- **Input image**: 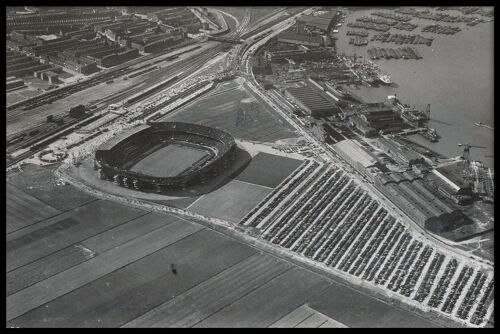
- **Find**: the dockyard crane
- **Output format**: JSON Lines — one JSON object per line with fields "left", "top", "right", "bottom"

{"left": 425, "top": 104, "right": 431, "bottom": 119}
{"left": 458, "top": 143, "right": 486, "bottom": 177}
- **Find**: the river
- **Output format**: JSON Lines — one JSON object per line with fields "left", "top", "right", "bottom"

{"left": 334, "top": 7, "right": 494, "bottom": 168}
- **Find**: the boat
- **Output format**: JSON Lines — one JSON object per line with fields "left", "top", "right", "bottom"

{"left": 378, "top": 74, "right": 393, "bottom": 85}
{"left": 419, "top": 128, "right": 439, "bottom": 142}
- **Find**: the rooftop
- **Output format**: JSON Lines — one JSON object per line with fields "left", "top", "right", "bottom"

{"left": 333, "top": 139, "right": 378, "bottom": 168}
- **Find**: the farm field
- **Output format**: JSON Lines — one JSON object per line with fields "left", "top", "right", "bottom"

{"left": 6, "top": 199, "right": 147, "bottom": 272}
{"left": 129, "top": 143, "right": 210, "bottom": 177}
{"left": 6, "top": 183, "right": 61, "bottom": 234}
{"left": 270, "top": 304, "right": 347, "bottom": 328}
{"left": 187, "top": 179, "right": 272, "bottom": 223}
{"left": 165, "top": 81, "right": 298, "bottom": 143}
{"left": 7, "top": 164, "right": 96, "bottom": 211}
{"left": 308, "top": 282, "right": 440, "bottom": 328}
{"left": 7, "top": 164, "right": 445, "bottom": 328}
{"left": 235, "top": 152, "right": 302, "bottom": 188}
{"left": 123, "top": 253, "right": 291, "bottom": 327}
{"left": 193, "top": 267, "right": 331, "bottom": 328}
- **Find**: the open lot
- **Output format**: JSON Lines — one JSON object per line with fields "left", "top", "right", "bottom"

{"left": 7, "top": 183, "right": 61, "bottom": 234}
{"left": 129, "top": 143, "right": 210, "bottom": 177}
{"left": 235, "top": 152, "right": 302, "bottom": 188}
{"left": 165, "top": 81, "right": 298, "bottom": 143}
{"left": 187, "top": 179, "right": 272, "bottom": 223}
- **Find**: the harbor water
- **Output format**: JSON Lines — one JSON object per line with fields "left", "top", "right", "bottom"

{"left": 335, "top": 7, "right": 494, "bottom": 168}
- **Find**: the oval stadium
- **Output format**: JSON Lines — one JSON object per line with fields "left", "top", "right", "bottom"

{"left": 94, "top": 122, "right": 237, "bottom": 192}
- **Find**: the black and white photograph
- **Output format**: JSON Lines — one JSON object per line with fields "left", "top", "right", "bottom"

{"left": 6, "top": 5, "right": 494, "bottom": 328}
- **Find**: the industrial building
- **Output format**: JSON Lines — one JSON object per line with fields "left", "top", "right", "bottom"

{"left": 353, "top": 102, "right": 404, "bottom": 135}
{"left": 373, "top": 171, "right": 465, "bottom": 232}
{"left": 428, "top": 161, "right": 473, "bottom": 204}
{"left": 6, "top": 77, "right": 25, "bottom": 90}
{"left": 297, "top": 11, "right": 337, "bottom": 32}
{"left": 349, "top": 115, "right": 378, "bottom": 137}
{"left": 277, "top": 31, "right": 323, "bottom": 47}
{"left": 285, "top": 85, "right": 339, "bottom": 117}
{"left": 374, "top": 137, "right": 425, "bottom": 167}
{"left": 264, "top": 47, "right": 333, "bottom": 63}
{"left": 332, "top": 139, "right": 378, "bottom": 177}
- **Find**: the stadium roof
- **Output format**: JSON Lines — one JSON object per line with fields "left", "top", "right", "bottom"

{"left": 333, "top": 139, "right": 378, "bottom": 168}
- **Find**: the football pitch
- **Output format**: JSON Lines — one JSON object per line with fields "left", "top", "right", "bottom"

{"left": 129, "top": 143, "right": 210, "bottom": 177}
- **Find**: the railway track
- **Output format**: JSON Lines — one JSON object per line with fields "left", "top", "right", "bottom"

{"left": 6, "top": 44, "right": 223, "bottom": 166}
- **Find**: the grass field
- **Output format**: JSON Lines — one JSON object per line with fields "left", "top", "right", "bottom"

{"left": 124, "top": 253, "right": 291, "bottom": 327}
{"left": 165, "top": 81, "right": 297, "bottom": 143}
{"left": 6, "top": 199, "right": 146, "bottom": 272}
{"left": 307, "top": 282, "right": 439, "bottom": 328}
{"left": 7, "top": 164, "right": 443, "bottom": 328}
{"left": 235, "top": 152, "right": 303, "bottom": 188}
{"left": 187, "top": 180, "right": 272, "bottom": 223}
{"left": 270, "top": 305, "right": 347, "bottom": 328}
{"left": 7, "top": 228, "right": 255, "bottom": 327}
{"left": 7, "top": 164, "right": 96, "bottom": 211}
{"left": 129, "top": 144, "right": 210, "bottom": 177}
{"left": 7, "top": 183, "right": 61, "bottom": 234}
{"left": 194, "top": 267, "right": 331, "bottom": 328}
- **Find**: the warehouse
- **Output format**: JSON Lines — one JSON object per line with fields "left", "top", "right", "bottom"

{"left": 285, "top": 85, "right": 338, "bottom": 117}
{"left": 297, "top": 12, "right": 335, "bottom": 32}
{"left": 373, "top": 172, "right": 460, "bottom": 230}
{"left": 277, "top": 31, "right": 323, "bottom": 47}
{"left": 375, "top": 137, "right": 425, "bottom": 167}
{"left": 332, "top": 139, "right": 378, "bottom": 177}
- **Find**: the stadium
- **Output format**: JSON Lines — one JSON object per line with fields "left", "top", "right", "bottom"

{"left": 94, "top": 122, "right": 237, "bottom": 192}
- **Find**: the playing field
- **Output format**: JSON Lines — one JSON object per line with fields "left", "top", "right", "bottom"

{"left": 164, "top": 82, "right": 298, "bottom": 143}
{"left": 129, "top": 143, "right": 211, "bottom": 177}
{"left": 235, "top": 152, "right": 303, "bottom": 188}
{"left": 187, "top": 180, "right": 272, "bottom": 223}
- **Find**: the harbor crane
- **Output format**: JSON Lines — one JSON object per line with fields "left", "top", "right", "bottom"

{"left": 457, "top": 143, "right": 486, "bottom": 178}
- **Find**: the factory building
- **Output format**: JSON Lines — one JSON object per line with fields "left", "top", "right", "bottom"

{"left": 373, "top": 171, "right": 465, "bottom": 231}
{"left": 430, "top": 161, "right": 473, "bottom": 204}
{"left": 349, "top": 115, "right": 378, "bottom": 137}
{"left": 355, "top": 102, "right": 404, "bottom": 134}
{"left": 6, "top": 77, "right": 25, "bottom": 90}
{"left": 277, "top": 31, "right": 323, "bottom": 47}
{"left": 332, "top": 139, "right": 378, "bottom": 177}
{"left": 297, "top": 11, "right": 336, "bottom": 33}
{"left": 264, "top": 47, "right": 333, "bottom": 63}
{"left": 285, "top": 85, "right": 339, "bottom": 117}
{"left": 374, "top": 137, "right": 425, "bottom": 167}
